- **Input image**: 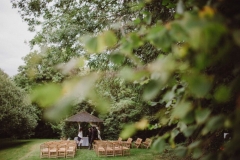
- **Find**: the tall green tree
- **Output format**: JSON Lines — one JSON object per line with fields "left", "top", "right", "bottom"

{"left": 0, "top": 69, "right": 38, "bottom": 138}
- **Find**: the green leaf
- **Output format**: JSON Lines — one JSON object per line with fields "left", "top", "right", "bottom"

{"left": 182, "top": 125, "right": 197, "bottom": 137}
{"left": 95, "top": 97, "right": 111, "bottom": 114}
{"left": 169, "top": 22, "right": 188, "bottom": 41}
{"left": 119, "top": 67, "right": 149, "bottom": 82}
{"left": 119, "top": 67, "right": 134, "bottom": 80}
{"left": 192, "top": 148, "right": 202, "bottom": 159}
{"left": 214, "top": 85, "right": 231, "bottom": 102}
{"left": 120, "top": 38, "right": 133, "bottom": 55}
{"left": 195, "top": 53, "right": 211, "bottom": 70}
{"left": 83, "top": 35, "right": 101, "bottom": 53}
{"left": 147, "top": 55, "right": 176, "bottom": 83}
{"left": 172, "top": 101, "right": 192, "bottom": 119}
{"left": 167, "top": 3, "right": 176, "bottom": 9}
{"left": 195, "top": 108, "right": 211, "bottom": 124}
{"left": 185, "top": 74, "right": 212, "bottom": 98}
{"left": 152, "top": 137, "right": 167, "bottom": 153}
{"left": 188, "top": 27, "right": 202, "bottom": 50}
{"left": 44, "top": 74, "right": 101, "bottom": 121}
{"left": 100, "top": 30, "right": 117, "bottom": 48}
{"left": 88, "top": 91, "right": 111, "bottom": 114}
{"left": 201, "top": 22, "right": 226, "bottom": 50}
{"left": 143, "top": 80, "right": 162, "bottom": 101}
{"left": 163, "top": 91, "right": 175, "bottom": 102}
{"left": 31, "top": 83, "right": 62, "bottom": 107}
{"left": 186, "top": 18, "right": 226, "bottom": 51}
{"left": 177, "top": 121, "right": 187, "bottom": 132}
{"left": 162, "top": 0, "right": 170, "bottom": 5}
{"left": 171, "top": 128, "right": 180, "bottom": 139}
{"left": 131, "top": 2, "right": 144, "bottom": 11}
{"left": 201, "top": 115, "right": 225, "bottom": 135}
{"left": 147, "top": 25, "right": 172, "bottom": 51}
{"left": 182, "top": 111, "right": 195, "bottom": 124}
{"left": 172, "top": 44, "right": 189, "bottom": 58}
{"left": 169, "top": 129, "right": 179, "bottom": 148}
{"left": 128, "top": 32, "right": 144, "bottom": 48}
{"left": 110, "top": 53, "right": 125, "bottom": 65}
{"left": 148, "top": 101, "right": 158, "bottom": 106}
{"left": 165, "top": 100, "right": 173, "bottom": 108}
{"left": 188, "top": 140, "right": 201, "bottom": 149}
{"left": 120, "top": 124, "right": 136, "bottom": 139}
{"left": 82, "top": 31, "right": 117, "bottom": 53}
{"left": 133, "top": 18, "right": 141, "bottom": 25}
{"left": 174, "top": 146, "right": 187, "bottom": 157}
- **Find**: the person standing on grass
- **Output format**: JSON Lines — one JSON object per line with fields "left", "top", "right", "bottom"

{"left": 89, "top": 126, "right": 98, "bottom": 149}
{"left": 87, "top": 127, "right": 92, "bottom": 149}
{"left": 77, "top": 123, "right": 83, "bottom": 148}
{"left": 78, "top": 127, "right": 83, "bottom": 142}
{"left": 96, "top": 126, "right": 102, "bottom": 140}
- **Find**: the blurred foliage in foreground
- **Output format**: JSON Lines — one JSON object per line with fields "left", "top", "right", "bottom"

{"left": 11, "top": 0, "right": 240, "bottom": 159}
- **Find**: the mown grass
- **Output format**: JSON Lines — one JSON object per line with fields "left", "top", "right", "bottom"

{"left": 0, "top": 139, "right": 183, "bottom": 160}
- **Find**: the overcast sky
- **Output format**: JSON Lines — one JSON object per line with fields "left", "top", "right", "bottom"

{"left": 0, "top": 1, "right": 34, "bottom": 77}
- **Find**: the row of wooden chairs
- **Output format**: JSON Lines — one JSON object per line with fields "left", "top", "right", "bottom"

{"left": 93, "top": 137, "right": 133, "bottom": 157}
{"left": 40, "top": 140, "right": 77, "bottom": 158}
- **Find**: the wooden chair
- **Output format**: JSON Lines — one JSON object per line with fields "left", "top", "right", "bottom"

{"left": 127, "top": 138, "right": 133, "bottom": 143}
{"left": 113, "top": 142, "right": 123, "bottom": 156}
{"left": 45, "top": 141, "right": 54, "bottom": 145}
{"left": 105, "top": 142, "right": 114, "bottom": 157}
{"left": 122, "top": 140, "right": 131, "bottom": 156}
{"left": 123, "top": 138, "right": 132, "bottom": 148}
{"left": 40, "top": 143, "right": 49, "bottom": 158}
{"left": 66, "top": 143, "right": 76, "bottom": 158}
{"left": 133, "top": 138, "right": 142, "bottom": 148}
{"left": 48, "top": 143, "right": 58, "bottom": 158}
{"left": 117, "top": 137, "right": 122, "bottom": 143}
{"left": 68, "top": 141, "right": 77, "bottom": 152}
{"left": 141, "top": 138, "right": 152, "bottom": 149}
{"left": 93, "top": 140, "right": 106, "bottom": 153}
{"left": 108, "top": 137, "right": 122, "bottom": 145}
{"left": 57, "top": 144, "right": 66, "bottom": 158}
{"left": 96, "top": 141, "right": 107, "bottom": 157}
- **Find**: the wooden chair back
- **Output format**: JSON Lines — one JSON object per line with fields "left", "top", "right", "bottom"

{"left": 134, "top": 138, "right": 142, "bottom": 148}
{"left": 127, "top": 138, "right": 133, "bottom": 143}
{"left": 142, "top": 138, "right": 152, "bottom": 149}
{"left": 40, "top": 143, "right": 49, "bottom": 158}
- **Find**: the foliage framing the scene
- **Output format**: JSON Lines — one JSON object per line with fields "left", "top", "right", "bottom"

{"left": 11, "top": 0, "right": 240, "bottom": 159}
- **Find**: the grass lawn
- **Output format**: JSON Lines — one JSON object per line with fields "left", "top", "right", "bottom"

{"left": 0, "top": 139, "right": 183, "bottom": 160}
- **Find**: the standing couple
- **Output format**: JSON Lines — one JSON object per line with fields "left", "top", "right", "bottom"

{"left": 88, "top": 125, "right": 102, "bottom": 150}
